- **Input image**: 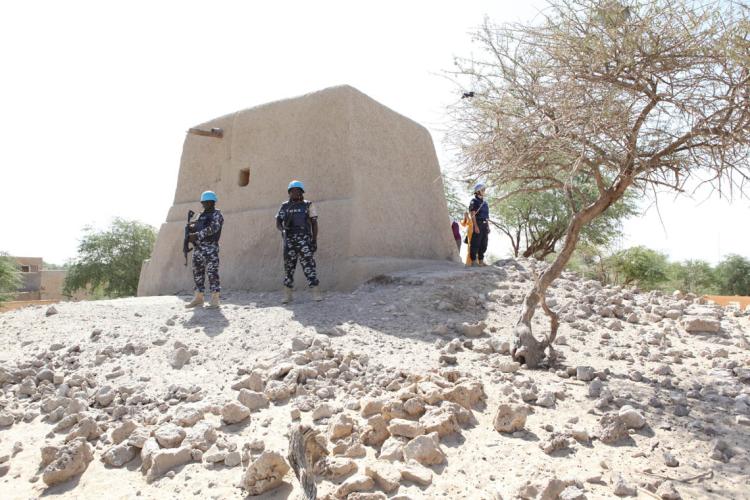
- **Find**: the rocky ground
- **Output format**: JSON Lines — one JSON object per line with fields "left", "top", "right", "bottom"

{"left": 0, "top": 258, "right": 748, "bottom": 499}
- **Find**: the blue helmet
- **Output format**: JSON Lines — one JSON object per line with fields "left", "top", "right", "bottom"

{"left": 200, "top": 191, "right": 218, "bottom": 202}
{"left": 287, "top": 180, "right": 305, "bottom": 192}
{"left": 473, "top": 182, "right": 486, "bottom": 193}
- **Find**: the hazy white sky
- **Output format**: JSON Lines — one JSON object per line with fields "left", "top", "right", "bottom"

{"left": 2, "top": 1, "right": 748, "bottom": 265}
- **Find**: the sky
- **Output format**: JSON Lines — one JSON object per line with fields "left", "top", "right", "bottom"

{"left": 2, "top": 0, "right": 748, "bottom": 266}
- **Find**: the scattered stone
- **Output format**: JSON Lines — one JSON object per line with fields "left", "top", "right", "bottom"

{"left": 65, "top": 417, "right": 103, "bottom": 442}
{"left": 379, "top": 436, "right": 407, "bottom": 461}
{"left": 329, "top": 413, "right": 355, "bottom": 440}
{"left": 221, "top": 401, "right": 251, "bottom": 424}
{"left": 148, "top": 447, "right": 192, "bottom": 478}
{"left": 238, "top": 389, "right": 270, "bottom": 411}
{"left": 682, "top": 317, "right": 720, "bottom": 333}
{"left": 312, "top": 403, "right": 335, "bottom": 420}
{"left": 231, "top": 371, "right": 265, "bottom": 392}
{"left": 102, "top": 443, "right": 137, "bottom": 467}
{"left": 663, "top": 451, "right": 679, "bottom": 467}
{"left": 242, "top": 451, "right": 290, "bottom": 495}
{"left": 224, "top": 451, "right": 241, "bottom": 467}
{"left": 493, "top": 403, "right": 530, "bottom": 433}
{"left": 203, "top": 445, "right": 227, "bottom": 463}
{"left": 317, "top": 456, "right": 357, "bottom": 479}
{"left": 364, "top": 462, "right": 401, "bottom": 493}
{"left": 42, "top": 438, "right": 94, "bottom": 486}
{"left": 618, "top": 406, "right": 646, "bottom": 429}
{"left": 576, "top": 366, "right": 596, "bottom": 382}
{"left": 612, "top": 474, "right": 637, "bottom": 496}
{"left": 442, "top": 380, "right": 485, "bottom": 409}
{"left": 402, "top": 433, "right": 445, "bottom": 465}
{"left": 0, "top": 411, "right": 15, "bottom": 427}
{"left": 127, "top": 427, "right": 151, "bottom": 448}
{"left": 536, "top": 428, "right": 567, "bottom": 451}
{"left": 399, "top": 460, "right": 433, "bottom": 486}
{"left": 41, "top": 445, "right": 60, "bottom": 467}
{"left": 536, "top": 391, "right": 556, "bottom": 408}
{"left": 460, "top": 321, "right": 485, "bottom": 338}
{"left": 497, "top": 360, "right": 521, "bottom": 373}
{"left": 112, "top": 420, "right": 137, "bottom": 445}
{"left": 362, "top": 415, "right": 390, "bottom": 447}
{"left": 559, "top": 485, "right": 587, "bottom": 500}
{"left": 656, "top": 481, "right": 682, "bottom": 500}
{"left": 388, "top": 419, "right": 425, "bottom": 439}
{"left": 570, "top": 426, "right": 590, "bottom": 442}
{"left": 183, "top": 421, "right": 217, "bottom": 451}
{"left": 155, "top": 423, "right": 186, "bottom": 448}
{"left": 598, "top": 414, "right": 629, "bottom": 444}
{"left": 173, "top": 405, "right": 204, "bottom": 427}
{"left": 420, "top": 405, "right": 460, "bottom": 437}
{"left": 335, "top": 474, "right": 375, "bottom": 498}
{"left": 46, "top": 306, "right": 58, "bottom": 316}
{"left": 169, "top": 347, "right": 192, "bottom": 369}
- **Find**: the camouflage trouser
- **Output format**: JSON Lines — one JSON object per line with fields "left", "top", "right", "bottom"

{"left": 192, "top": 243, "right": 220, "bottom": 293}
{"left": 284, "top": 233, "right": 319, "bottom": 288}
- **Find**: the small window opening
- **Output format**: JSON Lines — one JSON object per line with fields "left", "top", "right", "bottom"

{"left": 238, "top": 168, "right": 250, "bottom": 187}
{"left": 20, "top": 265, "right": 30, "bottom": 272}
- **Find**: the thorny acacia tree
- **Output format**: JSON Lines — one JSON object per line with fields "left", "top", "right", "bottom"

{"left": 450, "top": 0, "right": 750, "bottom": 367}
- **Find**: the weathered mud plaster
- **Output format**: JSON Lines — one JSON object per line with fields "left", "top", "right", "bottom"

{"left": 138, "top": 85, "right": 458, "bottom": 295}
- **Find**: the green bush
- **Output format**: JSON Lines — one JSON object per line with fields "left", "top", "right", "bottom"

{"left": 609, "top": 246, "right": 670, "bottom": 289}
{"left": 715, "top": 254, "right": 750, "bottom": 296}
{"left": 0, "top": 252, "right": 21, "bottom": 303}
{"left": 64, "top": 218, "right": 156, "bottom": 298}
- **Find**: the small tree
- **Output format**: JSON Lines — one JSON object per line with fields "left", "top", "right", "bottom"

{"left": 715, "top": 254, "right": 750, "bottom": 296}
{"left": 64, "top": 218, "right": 156, "bottom": 298}
{"left": 610, "top": 246, "right": 669, "bottom": 288}
{"left": 668, "top": 259, "right": 719, "bottom": 294}
{"left": 0, "top": 253, "right": 21, "bottom": 303}
{"left": 450, "top": 0, "right": 750, "bottom": 367}
{"left": 493, "top": 180, "right": 637, "bottom": 259}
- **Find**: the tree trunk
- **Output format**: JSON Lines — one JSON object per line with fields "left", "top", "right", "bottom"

{"left": 512, "top": 186, "right": 627, "bottom": 368}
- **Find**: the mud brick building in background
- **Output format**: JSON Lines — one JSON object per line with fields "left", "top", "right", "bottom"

{"left": 11, "top": 257, "right": 69, "bottom": 301}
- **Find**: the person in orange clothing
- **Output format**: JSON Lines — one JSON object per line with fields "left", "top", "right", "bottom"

{"left": 460, "top": 211, "right": 473, "bottom": 266}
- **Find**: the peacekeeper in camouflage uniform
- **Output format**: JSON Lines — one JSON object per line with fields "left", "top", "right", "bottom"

{"left": 185, "top": 190, "right": 224, "bottom": 309}
{"left": 276, "top": 180, "right": 322, "bottom": 304}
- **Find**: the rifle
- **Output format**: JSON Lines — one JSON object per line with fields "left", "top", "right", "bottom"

{"left": 183, "top": 210, "right": 195, "bottom": 266}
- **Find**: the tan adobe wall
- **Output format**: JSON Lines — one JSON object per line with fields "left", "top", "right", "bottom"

{"left": 40, "top": 270, "right": 67, "bottom": 301}
{"left": 138, "top": 85, "right": 458, "bottom": 295}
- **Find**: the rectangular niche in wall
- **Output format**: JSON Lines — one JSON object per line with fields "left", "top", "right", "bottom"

{"left": 238, "top": 168, "right": 250, "bottom": 186}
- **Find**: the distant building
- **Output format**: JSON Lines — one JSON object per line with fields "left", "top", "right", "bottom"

{"left": 11, "top": 257, "right": 76, "bottom": 301}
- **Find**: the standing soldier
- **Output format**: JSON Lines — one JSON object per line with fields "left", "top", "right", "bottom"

{"left": 185, "top": 191, "right": 224, "bottom": 308}
{"left": 468, "top": 182, "right": 490, "bottom": 267}
{"left": 276, "top": 180, "right": 322, "bottom": 304}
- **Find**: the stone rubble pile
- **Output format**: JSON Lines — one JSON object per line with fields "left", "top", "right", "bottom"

{"left": 0, "top": 257, "right": 748, "bottom": 499}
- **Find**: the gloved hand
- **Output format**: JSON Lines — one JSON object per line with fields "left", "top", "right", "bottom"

{"left": 310, "top": 240, "right": 317, "bottom": 253}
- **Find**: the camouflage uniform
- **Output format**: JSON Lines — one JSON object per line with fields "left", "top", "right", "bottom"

{"left": 192, "top": 209, "right": 224, "bottom": 293}
{"left": 277, "top": 201, "right": 319, "bottom": 288}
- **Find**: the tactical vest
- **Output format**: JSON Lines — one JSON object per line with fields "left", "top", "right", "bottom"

{"left": 196, "top": 210, "right": 222, "bottom": 243}
{"left": 281, "top": 201, "right": 312, "bottom": 235}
